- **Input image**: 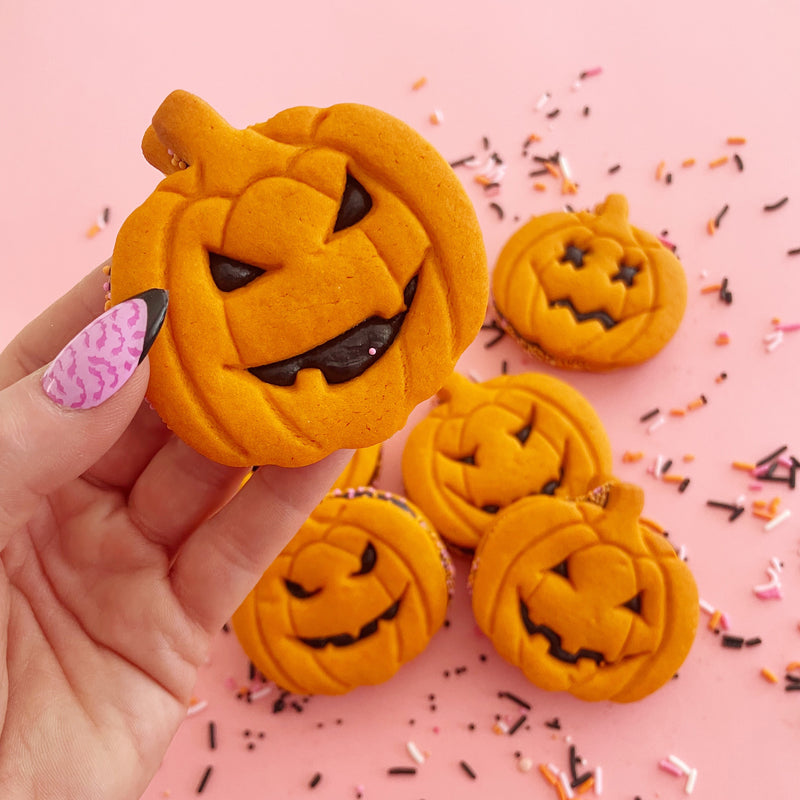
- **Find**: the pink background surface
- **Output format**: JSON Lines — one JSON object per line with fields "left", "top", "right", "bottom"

{"left": 3, "top": 0, "right": 799, "bottom": 797}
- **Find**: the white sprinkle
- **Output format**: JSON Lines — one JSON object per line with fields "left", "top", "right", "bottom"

{"left": 685, "top": 767, "right": 698, "bottom": 794}
{"left": 594, "top": 766, "right": 603, "bottom": 795}
{"left": 765, "top": 331, "right": 785, "bottom": 351}
{"left": 187, "top": 700, "right": 208, "bottom": 716}
{"left": 249, "top": 686, "right": 273, "bottom": 702}
{"left": 558, "top": 770, "right": 575, "bottom": 799}
{"left": 667, "top": 754, "right": 692, "bottom": 775}
{"left": 406, "top": 741, "right": 425, "bottom": 764}
{"left": 571, "top": 79, "right": 582, "bottom": 91}
{"left": 765, "top": 509, "right": 791, "bottom": 531}
{"left": 558, "top": 154, "right": 573, "bottom": 181}
{"left": 647, "top": 415, "right": 666, "bottom": 434}
{"left": 517, "top": 756, "right": 533, "bottom": 773}
{"left": 535, "top": 92, "right": 551, "bottom": 110}
{"left": 699, "top": 598, "right": 716, "bottom": 614}
{"left": 678, "top": 544, "right": 687, "bottom": 561}
{"left": 770, "top": 556, "right": 783, "bottom": 572}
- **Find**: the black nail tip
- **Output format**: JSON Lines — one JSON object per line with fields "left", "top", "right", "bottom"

{"left": 127, "top": 288, "right": 169, "bottom": 364}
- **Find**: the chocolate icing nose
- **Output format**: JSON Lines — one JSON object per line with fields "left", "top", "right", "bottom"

{"left": 248, "top": 275, "right": 418, "bottom": 386}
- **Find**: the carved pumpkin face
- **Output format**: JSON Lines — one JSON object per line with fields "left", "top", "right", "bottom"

{"left": 470, "top": 483, "right": 699, "bottom": 702}
{"left": 232, "top": 488, "right": 453, "bottom": 695}
{"left": 402, "top": 372, "right": 614, "bottom": 551}
{"left": 492, "top": 194, "right": 687, "bottom": 371}
{"left": 110, "top": 90, "right": 488, "bottom": 467}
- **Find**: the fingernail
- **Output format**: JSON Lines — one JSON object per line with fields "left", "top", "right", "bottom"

{"left": 42, "top": 289, "right": 168, "bottom": 410}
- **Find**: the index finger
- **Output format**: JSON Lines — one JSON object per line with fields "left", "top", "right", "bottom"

{"left": 0, "top": 261, "right": 109, "bottom": 390}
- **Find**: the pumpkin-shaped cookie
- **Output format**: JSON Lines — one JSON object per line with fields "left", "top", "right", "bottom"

{"left": 402, "top": 372, "right": 614, "bottom": 551}
{"left": 470, "top": 483, "right": 699, "bottom": 702}
{"left": 492, "top": 194, "right": 687, "bottom": 371}
{"left": 232, "top": 487, "right": 453, "bottom": 695}
{"left": 332, "top": 444, "right": 381, "bottom": 490}
{"left": 110, "top": 90, "right": 488, "bottom": 466}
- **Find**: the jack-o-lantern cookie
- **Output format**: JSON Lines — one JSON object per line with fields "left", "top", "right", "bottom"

{"left": 470, "top": 483, "right": 699, "bottom": 702}
{"left": 332, "top": 444, "right": 381, "bottom": 491}
{"left": 492, "top": 194, "right": 687, "bottom": 371}
{"left": 232, "top": 487, "right": 453, "bottom": 695}
{"left": 401, "top": 372, "right": 614, "bottom": 551}
{"left": 110, "top": 90, "right": 488, "bottom": 467}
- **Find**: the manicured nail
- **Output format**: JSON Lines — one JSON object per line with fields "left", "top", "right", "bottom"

{"left": 42, "top": 289, "right": 168, "bottom": 409}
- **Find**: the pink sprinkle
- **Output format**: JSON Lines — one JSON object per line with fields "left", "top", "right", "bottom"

{"left": 774, "top": 322, "right": 800, "bottom": 332}
{"left": 368, "top": 347, "right": 377, "bottom": 356}
{"left": 658, "top": 236, "right": 676, "bottom": 250}
{"left": 754, "top": 585, "right": 783, "bottom": 600}
{"left": 778, "top": 455, "right": 794, "bottom": 468}
{"left": 582, "top": 66, "right": 603, "bottom": 78}
{"left": 748, "top": 483, "right": 764, "bottom": 491}
{"left": 432, "top": 726, "right": 440, "bottom": 734}
{"left": 719, "top": 612, "right": 732, "bottom": 631}
{"left": 659, "top": 758, "right": 684, "bottom": 777}
{"left": 751, "top": 463, "right": 773, "bottom": 477}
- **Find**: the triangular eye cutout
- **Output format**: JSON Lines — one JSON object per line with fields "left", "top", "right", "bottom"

{"left": 514, "top": 424, "right": 532, "bottom": 444}
{"left": 333, "top": 173, "right": 373, "bottom": 232}
{"left": 550, "top": 559, "right": 569, "bottom": 579}
{"left": 209, "top": 252, "right": 266, "bottom": 292}
{"left": 622, "top": 592, "right": 643, "bottom": 615}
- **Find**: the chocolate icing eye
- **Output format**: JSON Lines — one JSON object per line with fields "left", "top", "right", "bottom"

{"left": 514, "top": 424, "right": 532, "bottom": 444}
{"left": 351, "top": 542, "right": 377, "bottom": 576}
{"left": 622, "top": 592, "right": 643, "bottom": 615}
{"left": 612, "top": 263, "right": 640, "bottom": 288}
{"left": 333, "top": 173, "right": 373, "bottom": 232}
{"left": 284, "top": 579, "right": 321, "bottom": 599}
{"left": 550, "top": 558, "right": 570, "bottom": 579}
{"left": 561, "top": 244, "right": 588, "bottom": 268}
{"left": 209, "top": 252, "right": 266, "bottom": 292}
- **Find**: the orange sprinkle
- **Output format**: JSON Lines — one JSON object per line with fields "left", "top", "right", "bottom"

{"left": 412, "top": 76, "right": 428, "bottom": 90}
{"left": 538, "top": 763, "right": 559, "bottom": 786}
{"left": 687, "top": 397, "right": 707, "bottom": 411}
{"left": 533, "top": 182, "right": 548, "bottom": 192}
{"left": 104, "top": 299, "right": 112, "bottom": 311}
{"left": 577, "top": 776, "right": 595, "bottom": 794}
{"left": 561, "top": 178, "right": 578, "bottom": 195}
{"left": 732, "top": 461, "right": 756, "bottom": 471}
{"left": 726, "top": 136, "right": 747, "bottom": 145}
{"left": 662, "top": 473, "right": 686, "bottom": 484}
{"left": 752, "top": 509, "right": 775, "bottom": 521}
{"left": 622, "top": 451, "right": 644, "bottom": 463}
{"left": 526, "top": 133, "right": 542, "bottom": 143}
{"left": 681, "top": 157, "right": 696, "bottom": 167}
{"left": 545, "top": 162, "right": 561, "bottom": 179}
{"left": 708, "top": 609, "right": 722, "bottom": 631}
{"left": 655, "top": 160, "right": 666, "bottom": 180}
{"left": 86, "top": 222, "right": 102, "bottom": 238}
{"left": 786, "top": 661, "right": 800, "bottom": 673}
{"left": 706, "top": 218, "right": 716, "bottom": 235}
{"left": 752, "top": 499, "right": 768, "bottom": 509}
{"left": 683, "top": 454, "right": 695, "bottom": 462}
{"left": 709, "top": 155, "right": 730, "bottom": 168}
{"left": 102, "top": 263, "right": 112, "bottom": 275}
{"left": 761, "top": 667, "right": 779, "bottom": 684}
{"left": 715, "top": 373, "right": 727, "bottom": 384}
{"left": 701, "top": 283, "right": 723, "bottom": 294}
{"left": 670, "top": 408, "right": 686, "bottom": 417}
{"left": 715, "top": 332, "right": 730, "bottom": 346}
{"left": 474, "top": 175, "right": 493, "bottom": 186}
{"left": 769, "top": 496, "right": 781, "bottom": 514}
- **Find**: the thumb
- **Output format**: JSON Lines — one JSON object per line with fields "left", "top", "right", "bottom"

{"left": 0, "top": 289, "right": 168, "bottom": 531}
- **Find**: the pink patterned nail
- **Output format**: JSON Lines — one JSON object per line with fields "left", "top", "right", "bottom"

{"left": 42, "top": 289, "right": 168, "bottom": 410}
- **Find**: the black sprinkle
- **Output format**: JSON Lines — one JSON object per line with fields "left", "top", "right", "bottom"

{"left": 788, "top": 247, "right": 800, "bottom": 256}
{"left": 785, "top": 684, "right": 800, "bottom": 692}
{"left": 309, "top": 772, "right": 322, "bottom": 788}
{"left": 545, "top": 717, "right": 561, "bottom": 730}
{"left": 481, "top": 320, "right": 507, "bottom": 348}
{"left": 482, "top": 136, "right": 490, "bottom": 150}
{"left": 756, "top": 445, "right": 788, "bottom": 466}
{"left": 388, "top": 767, "right": 417, "bottom": 775}
{"left": 745, "top": 637, "right": 762, "bottom": 647}
{"left": 608, "top": 164, "right": 621, "bottom": 174}
{"left": 715, "top": 204, "right": 729, "bottom": 228}
{"left": 529, "top": 167, "right": 551, "bottom": 177}
{"left": 102, "top": 206, "right": 111, "bottom": 223}
{"left": 249, "top": 661, "right": 256, "bottom": 681}
{"left": 734, "top": 153, "right": 744, "bottom": 171}
{"left": 498, "top": 690, "right": 532, "bottom": 710}
{"left": 222, "top": 622, "right": 230, "bottom": 633}
{"left": 508, "top": 715, "right": 527, "bottom": 735}
{"left": 208, "top": 721, "right": 217, "bottom": 750}
{"left": 764, "top": 196, "right": 789, "bottom": 212}
{"left": 639, "top": 407, "right": 660, "bottom": 422}
{"left": 678, "top": 478, "right": 691, "bottom": 493}
{"left": 247, "top": 742, "right": 255, "bottom": 750}
{"left": 546, "top": 108, "right": 560, "bottom": 119}
{"left": 729, "top": 506, "right": 745, "bottom": 521}
{"left": 449, "top": 156, "right": 475, "bottom": 168}
{"left": 501, "top": 360, "right": 508, "bottom": 375}
{"left": 786, "top": 673, "right": 800, "bottom": 683}
{"left": 489, "top": 202, "right": 504, "bottom": 220}
{"left": 666, "top": 172, "right": 673, "bottom": 184}
{"left": 661, "top": 459, "right": 673, "bottom": 475}
{"left": 719, "top": 277, "right": 733, "bottom": 304}
{"left": 196, "top": 765, "right": 213, "bottom": 794}
{"left": 583, "top": 106, "right": 590, "bottom": 116}
{"left": 460, "top": 760, "right": 478, "bottom": 779}
{"left": 722, "top": 635, "right": 745, "bottom": 649}
{"left": 571, "top": 772, "right": 594, "bottom": 789}
{"left": 568, "top": 744, "right": 579, "bottom": 781}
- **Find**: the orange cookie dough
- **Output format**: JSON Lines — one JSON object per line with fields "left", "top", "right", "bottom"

{"left": 401, "top": 371, "right": 614, "bottom": 551}
{"left": 232, "top": 487, "right": 453, "bottom": 695}
{"left": 332, "top": 443, "right": 381, "bottom": 490}
{"left": 470, "top": 483, "right": 699, "bottom": 702}
{"left": 492, "top": 194, "right": 687, "bottom": 371}
{"left": 110, "top": 90, "right": 488, "bottom": 466}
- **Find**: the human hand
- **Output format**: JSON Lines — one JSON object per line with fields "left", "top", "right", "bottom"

{"left": 0, "top": 265, "right": 350, "bottom": 799}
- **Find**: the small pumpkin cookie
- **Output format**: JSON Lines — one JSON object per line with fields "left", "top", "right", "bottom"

{"left": 470, "top": 483, "right": 699, "bottom": 702}
{"left": 492, "top": 194, "right": 687, "bottom": 371}
{"left": 232, "top": 487, "right": 453, "bottom": 695}
{"left": 401, "top": 371, "right": 614, "bottom": 551}
{"left": 110, "top": 90, "right": 488, "bottom": 467}
{"left": 332, "top": 443, "right": 382, "bottom": 491}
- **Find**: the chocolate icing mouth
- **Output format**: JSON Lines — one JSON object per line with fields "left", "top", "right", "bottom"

{"left": 248, "top": 275, "right": 418, "bottom": 386}
{"left": 519, "top": 597, "right": 605, "bottom": 665}
{"left": 297, "top": 595, "right": 403, "bottom": 649}
{"left": 550, "top": 298, "right": 617, "bottom": 330}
